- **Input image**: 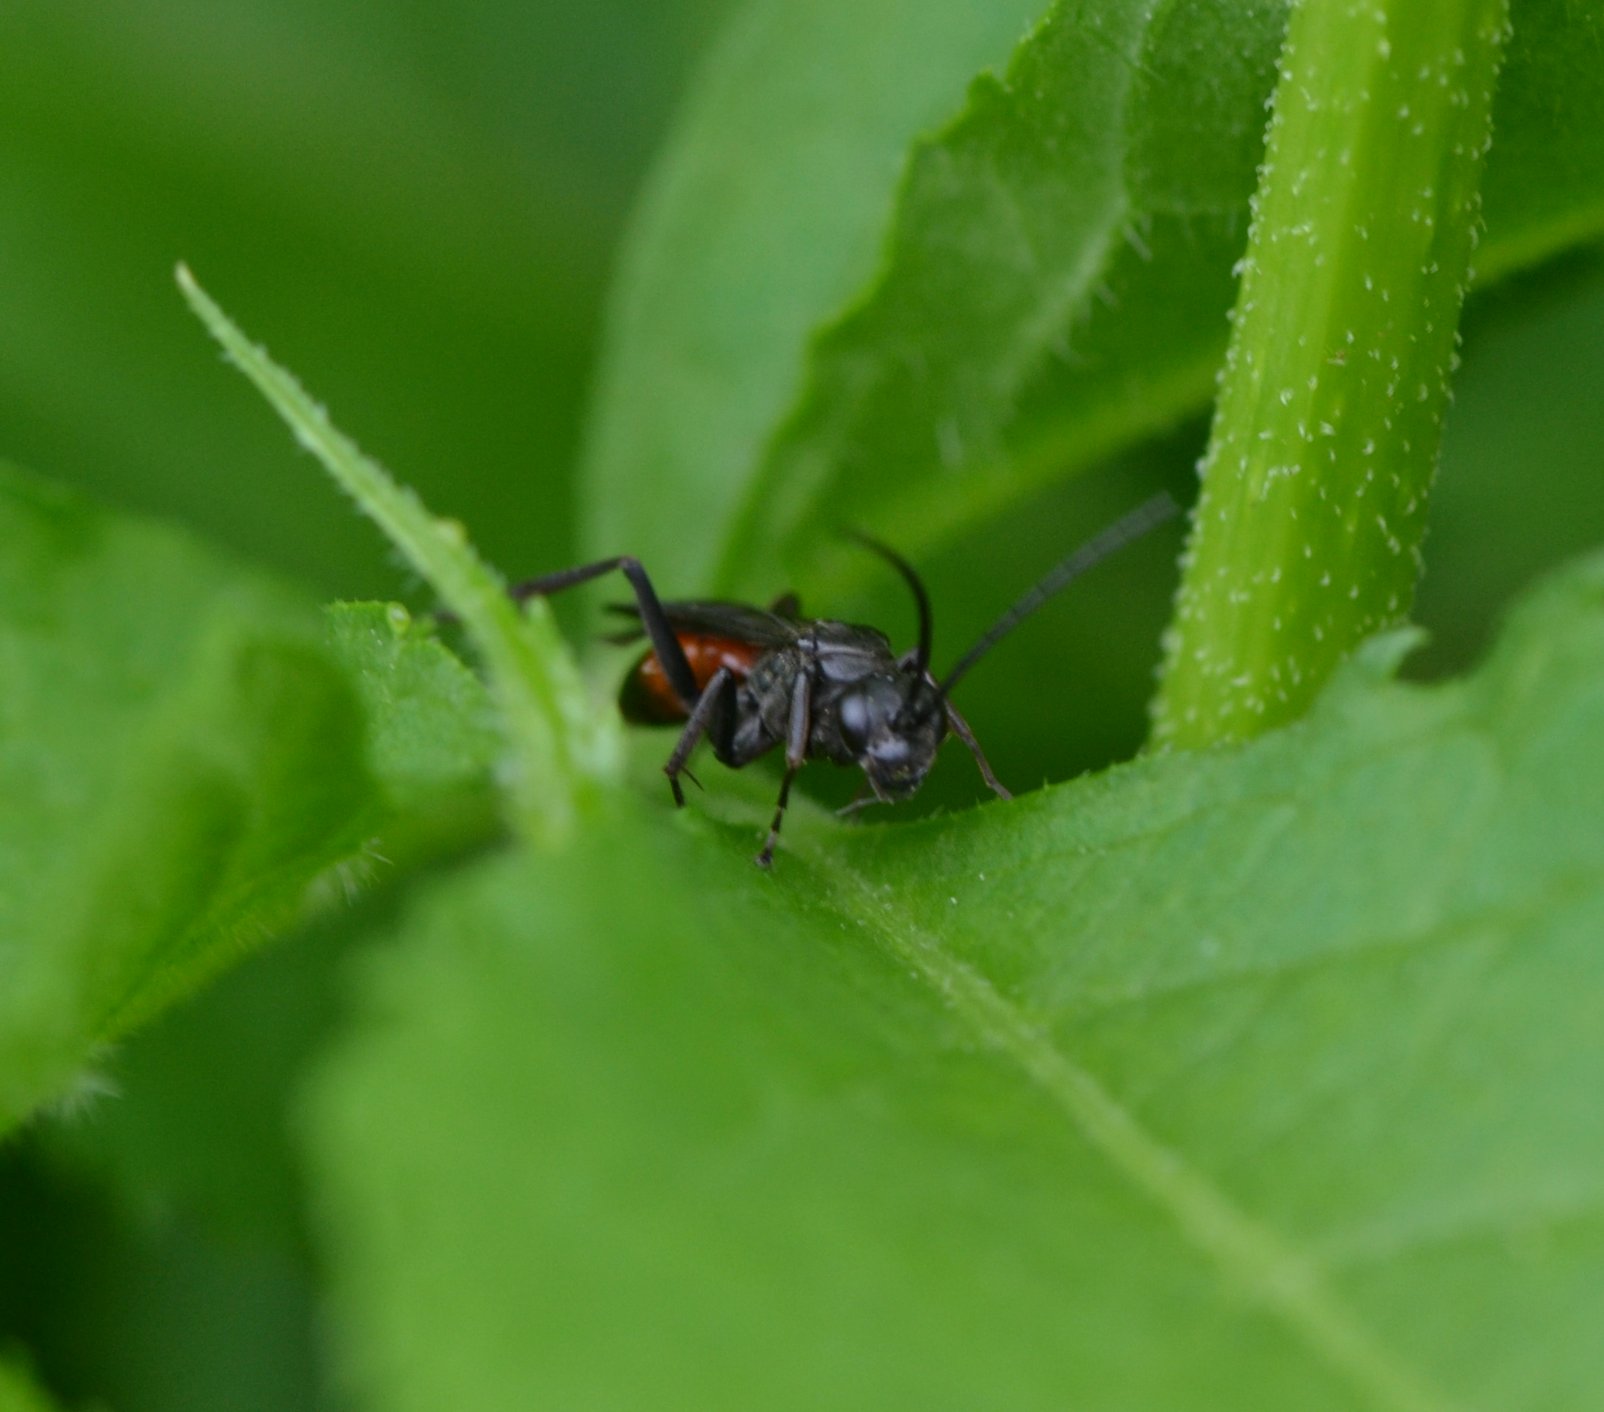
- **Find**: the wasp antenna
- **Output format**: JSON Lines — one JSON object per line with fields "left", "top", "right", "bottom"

{"left": 842, "top": 529, "right": 934, "bottom": 677}
{"left": 934, "top": 492, "right": 1180, "bottom": 700}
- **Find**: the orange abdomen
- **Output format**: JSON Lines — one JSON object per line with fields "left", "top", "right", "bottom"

{"left": 619, "top": 634, "right": 763, "bottom": 725}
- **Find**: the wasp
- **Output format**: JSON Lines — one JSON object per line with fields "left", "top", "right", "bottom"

{"left": 510, "top": 494, "right": 1177, "bottom": 866}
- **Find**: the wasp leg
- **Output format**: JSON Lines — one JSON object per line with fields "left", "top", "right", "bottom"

{"left": 768, "top": 591, "right": 802, "bottom": 618}
{"left": 755, "top": 670, "right": 814, "bottom": 869}
{"left": 944, "top": 700, "right": 1012, "bottom": 801}
{"left": 836, "top": 789, "right": 885, "bottom": 819}
{"left": 662, "top": 666, "right": 734, "bottom": 807}
{"left": 508, "top": 557, "right": 699, "bottom": 712}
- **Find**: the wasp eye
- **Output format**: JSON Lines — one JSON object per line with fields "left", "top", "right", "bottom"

{"left": 837, "top": 691, "right": 872, "bottom": 752}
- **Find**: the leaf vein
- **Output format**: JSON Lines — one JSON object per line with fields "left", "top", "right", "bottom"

{"left": 810, "top": 857, "right": 1468, "bottom": 1412}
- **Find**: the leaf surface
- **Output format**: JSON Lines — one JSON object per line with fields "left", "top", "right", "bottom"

{"left": 179, "top": 266, "right": 616, "bottom": 846}
{"left": 0, "top": 467, "right": 377, "bottom": 1137}
{"left": 304, "top": 542, "right": 1604, "bottom": 1410}
{"left": 322, "top": 603, "right": 499, "bottom": 817}
{"left": 579, "top": 0, "right": 1051, "bottom": 589}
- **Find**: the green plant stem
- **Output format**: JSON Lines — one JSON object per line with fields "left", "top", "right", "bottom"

{"left": 177, "top": 266, "right": 619, "bottom": 846}
{"left": 1151, "top": 0, "right": 1510, "bottom": 750}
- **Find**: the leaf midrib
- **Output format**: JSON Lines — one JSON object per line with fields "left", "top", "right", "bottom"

{"left": 798, "top": 844, "right": 1466, "bottom": 1412}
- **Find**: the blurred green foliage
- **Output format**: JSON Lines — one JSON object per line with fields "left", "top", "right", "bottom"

{"left": 1, "top": 0, "right": 1602, "bottom": 1409}
{"left": 0, "top": 0, "right": 725, "bottom": 600}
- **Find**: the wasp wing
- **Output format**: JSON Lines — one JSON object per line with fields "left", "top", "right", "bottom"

{"left": 603, "top": 598, "right": 802, "bottom": 647}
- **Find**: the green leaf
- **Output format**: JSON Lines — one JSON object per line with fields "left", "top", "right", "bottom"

{"left": 303, "top": 546, "right": 1604, "bottom": 1411}
{"left": 177, "top": 267, "right": 620, "bottom": 846}
{"left": 585, "top": 0, "right": 1604, "bottom": 598}
{"left": 322, "top": 602, "right": 499, "bottom": 817}
{"left": 1476, "top": 1, "right": 1604, "bottom": 276}
{"left": 579, "top": 0, "right": 1053, "bottom": 589}
{"left": 0, "top": 465, "right": 375, "bottom": 1138}
{"left": 1153, "top": 0, "right": 1509, "bottom": 747}
{"left": 713, "top": 0, "right": 1288, "bottom": 596}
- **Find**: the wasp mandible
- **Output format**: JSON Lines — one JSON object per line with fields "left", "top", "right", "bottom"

{"left": 512, "top": 493, "right": 1177, "bottom": 866}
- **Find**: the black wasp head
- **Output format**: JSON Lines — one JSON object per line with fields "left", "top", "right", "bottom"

{"left": 835, "top": 670, "right": 947, "bottom": 801}
{"left": 835, "top": 492, "right": 1177, "bottom": 813}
